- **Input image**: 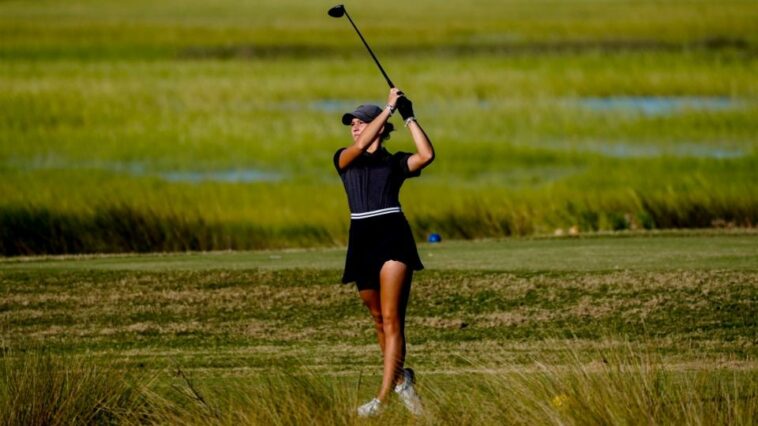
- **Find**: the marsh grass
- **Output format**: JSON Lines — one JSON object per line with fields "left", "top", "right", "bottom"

{"left": 0, "top": 204, "right": 335, "bottom": 255}
{"left": 1, "top": 0, "right": 757, "bottom": 254}
{"left": 2, "top": 175, "right": 755, "bottom": 254}
{"left": 0, "top": 348, "right": 151, "bottom": 425}
{"left": 419, "top": 343, "right": 758, "bottom": 425}
{"left": 1, "top": 342, "right": 754, "bottom": 425}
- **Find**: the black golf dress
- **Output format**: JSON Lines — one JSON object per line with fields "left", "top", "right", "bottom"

{"left": 334, "top": 147, "right": 424, "bottom": 290}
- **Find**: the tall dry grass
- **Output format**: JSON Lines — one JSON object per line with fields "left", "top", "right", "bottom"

{"left": 0, "top": 349, "right": 151, "bottom": 425}
{"left": 421, "top": 343, "right": 757, "bottom": 425}
{"left": 1, "top": 341, "right": 754, "bottom": 425}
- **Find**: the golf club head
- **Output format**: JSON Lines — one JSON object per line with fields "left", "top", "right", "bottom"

{"left": 328, "top": 4, "right": 345, "bottom": 18}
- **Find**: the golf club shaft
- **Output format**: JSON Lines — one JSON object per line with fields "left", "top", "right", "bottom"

{"left": 343, "top": 10, "right": 395, "bottom": 88}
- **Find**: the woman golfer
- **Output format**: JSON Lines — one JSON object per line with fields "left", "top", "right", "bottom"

{"left": 333, "top": 88, "right": 434, "bottom": 417}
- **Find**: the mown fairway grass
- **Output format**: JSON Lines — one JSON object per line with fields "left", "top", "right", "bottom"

{"left": 1, "top": 0, "right": 757, "bottom": 254}
{"left": 2, "top": 232, "right": 757, "bottom": 424}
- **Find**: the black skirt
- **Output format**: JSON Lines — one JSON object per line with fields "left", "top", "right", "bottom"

{"left": 341, "top": 213, "right": 424, "bottom": 285}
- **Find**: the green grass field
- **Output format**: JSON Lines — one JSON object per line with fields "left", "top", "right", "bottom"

{"left": 1, "top": 1, "right": 757, "bottom": 423}
{"left": 2, "top": 233, "right": 757, "bottom": 423}
{"left": 2, "top": 0, "right": 757, "bottom": 254}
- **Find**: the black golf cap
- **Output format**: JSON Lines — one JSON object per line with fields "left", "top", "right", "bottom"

{"left": 342, "top": 104, "right": 383, "bottom": 125}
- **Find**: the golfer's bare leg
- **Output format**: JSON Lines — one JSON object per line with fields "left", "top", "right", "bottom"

{"left": 377, "top": 260, "right": 411, "bottom": 402}
{"left": 359, "top": 289, "right": 385, "bottom": 354}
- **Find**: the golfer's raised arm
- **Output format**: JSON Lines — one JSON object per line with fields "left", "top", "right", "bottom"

{"left": 396, "top": 97, "right": 434, "bottom": 173}
{"left": 338, "top": 89, "right": 402, "bottom": 169}
{"left": 338, "top": 112, "right": 389, "bottom": 168}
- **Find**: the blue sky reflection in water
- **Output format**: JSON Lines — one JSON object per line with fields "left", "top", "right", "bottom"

{"left": 304, "top": 97, "right": 749, "bottom": 160}
{"left": 576, "top": 96, "right": 740, "bottom": 116}
{"left": 542, "top": 141, "right": 746, "bottom": 159}
{"left": 158, "top": 169, "right": 282, "bottom": 183}
{"left": 9, "top": 158, "right": 284, "bottom": 184}
{"left": 306, "top": 96, "right": 744, "bottom": 116}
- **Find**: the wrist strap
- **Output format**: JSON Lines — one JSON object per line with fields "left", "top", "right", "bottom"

{"left": 385, "top": 104, "right": 395, "bottom": 116}
{"left": 404, "top": 116, "right": 416, "bottom": 127}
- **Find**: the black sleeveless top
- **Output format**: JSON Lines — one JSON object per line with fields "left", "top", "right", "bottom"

{"left": 333, "top": 148, "right": 420, "bottom": 215}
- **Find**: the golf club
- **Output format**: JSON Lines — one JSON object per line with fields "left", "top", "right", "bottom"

{"left": 328, "top": 4, "right": 395, "bottom": 88}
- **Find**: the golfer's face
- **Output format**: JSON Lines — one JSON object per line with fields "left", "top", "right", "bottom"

{"left": 351, "top": 118, "right": 384, "bottom": 144}
{"left": 350, "top": 118, "right": 368, "bottom": 142}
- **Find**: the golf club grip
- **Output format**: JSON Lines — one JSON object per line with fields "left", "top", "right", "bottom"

{"left": 344, "top": 12, "right": 394, "bottom": 88}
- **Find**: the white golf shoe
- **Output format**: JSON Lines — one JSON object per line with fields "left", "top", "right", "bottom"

{"left": 356, "top": 397, "right": 383, "bottom": 417}
{"left": 395, "top": 368, "right": 424, "bottom": 416}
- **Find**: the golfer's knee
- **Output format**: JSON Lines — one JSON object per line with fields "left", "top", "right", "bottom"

{"left": 381, "top": 313, "right": 400, "bottom": 336}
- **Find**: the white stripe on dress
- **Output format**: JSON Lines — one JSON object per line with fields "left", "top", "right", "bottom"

{"left": 350, "top": 207, "right": 402, "bottom": 219}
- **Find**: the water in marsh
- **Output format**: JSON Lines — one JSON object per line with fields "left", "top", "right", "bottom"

{"left": 8, "top": 158, "right": 283, "bottom": 183}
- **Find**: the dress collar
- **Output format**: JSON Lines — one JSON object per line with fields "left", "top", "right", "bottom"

{"left": 364, "top": 147, "right": 389, "bottom": 158}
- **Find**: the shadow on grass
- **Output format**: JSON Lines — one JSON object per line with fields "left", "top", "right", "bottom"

{"left": 0, "top": 205, "right": 333, "bottom": 256}
{"left": 2, "top": 195, "right": 756, "bottom": 255}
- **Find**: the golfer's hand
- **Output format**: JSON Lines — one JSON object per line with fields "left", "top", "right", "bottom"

{"left": 387, "top": 88, "right": 403, "bottom": 109}
{"left": 396, "top": 96, "right": 414, "bottom": 121}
